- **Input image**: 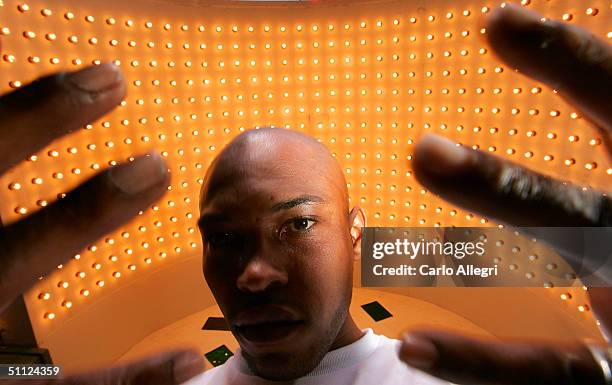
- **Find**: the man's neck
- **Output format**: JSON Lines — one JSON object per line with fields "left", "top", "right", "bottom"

{"left": 329, "top": 315, "right": 365, "bottom": 351}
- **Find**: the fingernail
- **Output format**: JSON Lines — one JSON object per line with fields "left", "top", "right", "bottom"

{"left": 173, "top": 351, "right": 205, "bottom": 383}
{"left": 109, "top": 152, "right": 168, "bottom": 195}
{"left": 501, "top": 3, "right": 542, "bottom": 23}
{"left": 400, "top": 334, "right": 438, "bottom": 370}
{"left": 414, "top": 134, "right": 472, "bottom": 177}
{"left": 67, "top": 63, "right": 122, "bottom": 93}
{"left": 489, "top": 4, "right": 555, "bottom": 50}
{"left": 490, "top": 3, "right": 543, "bottom": 31}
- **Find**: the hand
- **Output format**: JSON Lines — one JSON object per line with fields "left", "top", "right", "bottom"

{"left": 399, "top": 290, "right": 612, "bottom": 385}
{"left": 0, "top": 55, "right": 204, "bottom": 382}
{"left": 399, "top": 329, "right": 606, "bottom": 385}
{"left": 412, "top": 3, "right": 611, "bottom": 283}
{"left": 405, "top": 3, "right": 612, "bottom": 385}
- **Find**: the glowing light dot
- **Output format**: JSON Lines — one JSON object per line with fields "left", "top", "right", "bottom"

{"left": 585, "top": 8, "right": 598, "bottom": 16}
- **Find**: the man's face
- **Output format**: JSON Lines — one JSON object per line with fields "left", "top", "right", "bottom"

{"left": 198, "top": 135, "right": 356, "bottom": 380}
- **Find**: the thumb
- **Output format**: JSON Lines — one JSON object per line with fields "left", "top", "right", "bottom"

{"left": 399, "top": 330, "right": 605, "bottom": 385}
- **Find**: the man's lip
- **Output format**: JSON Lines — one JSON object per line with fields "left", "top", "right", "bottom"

{"left": 235, "top": 320, "right": 305, "bottom": 345}
{"left": 233, "top": 305, "right": 302, "bottom": 327}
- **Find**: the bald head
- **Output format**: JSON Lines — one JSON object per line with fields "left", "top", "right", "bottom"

{"left": 200, "top": 127, "right": 349, "bottom": 215}
{"left": 197, "top": 127, "right": 365, "bottom": 380}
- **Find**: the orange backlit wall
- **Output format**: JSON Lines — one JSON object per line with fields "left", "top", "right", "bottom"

{"left": 0, "top": 0, "right": 609, "bottom": 371}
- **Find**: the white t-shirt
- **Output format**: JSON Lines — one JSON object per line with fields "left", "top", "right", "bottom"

{"left": 185, "top": 329, "right": 449, "bottom": 385}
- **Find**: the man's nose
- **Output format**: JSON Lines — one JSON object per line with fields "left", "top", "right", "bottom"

{"left": 236, "top": 255, "right": 288, "bottom": 293}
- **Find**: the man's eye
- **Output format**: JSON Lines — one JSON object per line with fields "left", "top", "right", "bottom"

{"left": 206, "top": 232, "right": 239, "bottom": 249}
{"left": 287, "top": 218, "right": 315, "bottom": 232}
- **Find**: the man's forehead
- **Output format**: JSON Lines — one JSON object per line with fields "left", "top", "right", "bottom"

{"left": 200, "top": 171, "right": 332, "bottom": 215}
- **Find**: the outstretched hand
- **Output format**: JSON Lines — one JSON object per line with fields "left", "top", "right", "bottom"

{"left": 0, "top": 58, "right": 204, "bottom": 382}
{"left": 405, "top": 3, "right": 612, "bottom": 385}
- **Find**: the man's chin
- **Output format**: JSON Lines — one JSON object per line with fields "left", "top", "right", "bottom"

{"left": 244, "top": 352, "right": 321, "bottom": 381}
{"left": 234, "top": 322, "right": 328, "bottom": 380}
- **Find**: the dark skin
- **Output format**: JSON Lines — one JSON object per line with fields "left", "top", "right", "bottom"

{"left": 401, "top": 4, "right": 612, "bottom": 385}
{"left": 199, "top": 128, "right": 366, "bottom": 380}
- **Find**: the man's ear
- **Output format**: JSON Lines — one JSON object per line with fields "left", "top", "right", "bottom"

{"left": 348, "top": 206, "right": 366, "bottom": 261}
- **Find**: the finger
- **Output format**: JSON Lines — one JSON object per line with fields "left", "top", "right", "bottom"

{"left": 0, "top": 63, "right": 125, "bottom": 175}
{"left": 412, "top": 134, "right": 612, "bottom": 282}
{"left": 588, "top": 288, "right": 612, "bottom": 342}
{"left": 399, "top": 330, "right": 605, "bottom": 385}
{"left": 413, "top": 134, "right": 611, "bottom": 227}
{"left": 59, "top": 349, "right": 204, "bottom": 385}
{"left": 485, "top": 4, "right": 612, "bottom": 151}
{"left": 0, "top": 153, "right": 169, "bottom": 312}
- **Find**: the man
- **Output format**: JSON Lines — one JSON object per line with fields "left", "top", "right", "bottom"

{"left": 191, "top": 127, "right": 448, "bottom": 384}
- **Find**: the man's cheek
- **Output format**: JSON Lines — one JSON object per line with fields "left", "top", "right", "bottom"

{"left": 206, "top": 253, "right": 238, "bottom": 276}
{"left": 204, "top": 263, "right": 235, "bottom": 300}
{"left": 302, "top": 253, "right": 346, "bottom": 299}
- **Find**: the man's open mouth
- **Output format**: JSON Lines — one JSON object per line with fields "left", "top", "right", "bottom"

{"left": 236, "top": 319, "right": 304, "bottom": 343}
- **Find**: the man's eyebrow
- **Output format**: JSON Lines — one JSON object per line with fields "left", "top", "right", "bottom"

{"left": 271, "top": 195, "right": 324, "bottom": 212}
{"left": 198, "top": 195, "right": 323, "bottom": 226}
